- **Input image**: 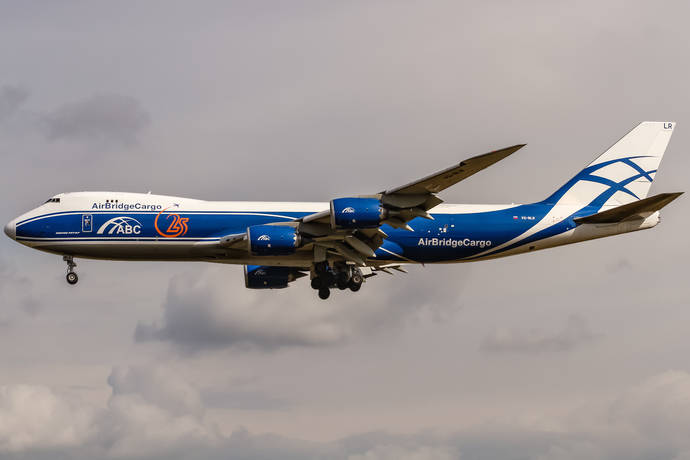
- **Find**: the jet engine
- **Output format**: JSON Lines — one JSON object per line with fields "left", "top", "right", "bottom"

{"left": 330, "top": 197, "right": 387, "bottom": 229}
{"left": 246, "top": 224, "right": 301, "bottom": 256}
{"left": 244, "top": 265, "right": 304, "bottom": 289}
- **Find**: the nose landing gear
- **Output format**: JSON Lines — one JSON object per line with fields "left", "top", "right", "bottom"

{"left": 66, "top": 271, "right": 79, "bottom": 285}
{"left": 63, "top": 255, "right": 78, "bottom": 285}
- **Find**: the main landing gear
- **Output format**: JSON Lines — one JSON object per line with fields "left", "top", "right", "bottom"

{"left": 63, "top": 255, "right": 78, "bottom": 285}
{"left": 310, "top": 262, "right": 363, "bottom": 300}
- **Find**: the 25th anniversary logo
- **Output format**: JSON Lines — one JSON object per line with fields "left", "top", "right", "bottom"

{"left": 154, "top": 206, "right": 189, "bottom": 238}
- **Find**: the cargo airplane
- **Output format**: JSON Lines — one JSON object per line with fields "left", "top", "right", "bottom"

{"left": 4, "top": 122, "right": 682, "bottom": 299}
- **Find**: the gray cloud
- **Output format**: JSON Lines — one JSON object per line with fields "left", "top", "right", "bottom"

{"left": 345, "top": 443, "right": 459, "bottom": 460}
{"left": 2, "top": 369, "right": 690, "bottom": 459}
{"left": 0, "top": 384, "right": 95, "bottom": 453}
{"left": 134, "top": 266, "right": 464, "bottom": 352}
{"left": 107, "top": 365, "right": 204, "bottom": 418}
{"left": 0, "top": 253, "right": 40, "bottom": 319}
{"left": 0, "top": 87, "right": 149, "bottom": 162}
{"left": 201, "top": 388, "right": 290, "bottom": 411}
{"left": 0, "top": 86, "right": 28, "bottom": 122}
{"left": 480, "top": 315, "right": 596, "bottom": 354}
{"left": 0, "top": 364, "right": 324, "bottom": 459}
{"left": 42, "top": 93, "right": 150, "bottom": 147}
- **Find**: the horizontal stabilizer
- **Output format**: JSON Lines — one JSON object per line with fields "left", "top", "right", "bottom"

{"left": 574, "top": 192, "right": 683, "bottom": 224}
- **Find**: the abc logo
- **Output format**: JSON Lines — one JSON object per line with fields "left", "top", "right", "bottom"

{"left": 97, "top": 217, "right": 142, "bottom": 235}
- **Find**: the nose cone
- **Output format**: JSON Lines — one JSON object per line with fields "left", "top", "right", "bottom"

{"left": 4, "top": 219, "right": 16, "bottom": 240}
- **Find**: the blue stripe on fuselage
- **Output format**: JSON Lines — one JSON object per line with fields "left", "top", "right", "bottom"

{"left": 14, "top": 204, "right": 583, "bottom": 263}
{"left": 375, "top": 204, "right": 548, "bottom": 261}
{"left": 16, "top": 212, "right": 301, "bottom": 241}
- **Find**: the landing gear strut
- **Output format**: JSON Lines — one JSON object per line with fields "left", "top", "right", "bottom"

{"left": 63, "top": 255, "right": 78, "bottom": 285}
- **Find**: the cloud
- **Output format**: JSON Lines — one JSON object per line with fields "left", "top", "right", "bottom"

{"left": 0, "top": 384, "right": 95, "bottom": 452}
{"left": 201, "top": 388, "right": 290, "bottom": 411}
{"left": 0, "top": 365, "right": 322, "bottom": 459}
{"left": 0, "top": 87, "right": 149, "bottom": 158}
{"left": 480, "top": 315, "right": 596, "bottom": 354}
{"left": 608, "top": 370, "right": 690, "bottom": 446}
{"left": 0, "top": 365, "right": 219, "bottom": 458}
{"left": 333, "top": 371, "right": 690, "bottom": 459}
{"left": 134, "top": 266, "right": 464, "bottom": 352}
{"left": 97, "top": 366, "right": 218, "bottom": 457}
{"left": 0, "top": 253, "right": 41, "bottom": 319}
{"left": 346, "top": 443, "right": 459, "bottom": 460}
{"left": 42, "top": 93, "right": 150, "bottom": 147}
{"left": 3, "top": 369, "right": 690, "bottom": 459}
{"left": 107, "top": 365, "right": 204, "bottom": 418}
{"left": 0, "top": 86, "right": 28, "bottom": 122}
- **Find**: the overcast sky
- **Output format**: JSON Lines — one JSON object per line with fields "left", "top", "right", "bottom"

{"left": 1, "top": 1, "right": 689, "bottom": 459}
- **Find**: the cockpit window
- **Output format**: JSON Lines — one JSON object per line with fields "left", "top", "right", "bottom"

{"left": 44, "top": 198, "right": 61, "bottom": 203}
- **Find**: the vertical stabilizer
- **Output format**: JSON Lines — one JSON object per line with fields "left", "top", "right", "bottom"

{"left": 544, "top": 122, "right": 675, "bottom": 207}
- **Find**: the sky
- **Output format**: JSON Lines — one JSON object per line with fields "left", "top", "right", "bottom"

{"left": 1, "top": 1, "right": 689, "bottom": 459}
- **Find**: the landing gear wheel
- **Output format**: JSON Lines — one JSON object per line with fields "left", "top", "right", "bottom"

{"left": 335, "top": 272, "right": 349, "bottom": 290}
{"left": 348, "top": 280, "right": 361, "bottom": 292}
{"left": 311, "top": 278, "right": 322, "bottom": 290}
{"left": 66, "top": 272, "right": 78, "bottom": 285}
{"left": 349, "top": 268, "right": 363, "bottom": 291}
{"left": 62, "top": 255, "right": 78, "bottom": 285}
{"left": 318, "top": 287, "right": 330, "bottom": 300}
{"left": 323, "top": 272, "right": 335, "bottom": 287}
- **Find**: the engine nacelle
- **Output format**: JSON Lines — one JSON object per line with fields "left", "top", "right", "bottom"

{"left": 247, "top": 225, "right": 300, "bottom": 256}
{"left": 244, "top": 265, "right": 300, "bottom": 289}
{"left": 330, "top": 197, "right": 386, "bottom": 229}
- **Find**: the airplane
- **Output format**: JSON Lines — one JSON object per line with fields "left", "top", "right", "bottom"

{"left": 3, "top": 121, "right": 682, "bottom": 299}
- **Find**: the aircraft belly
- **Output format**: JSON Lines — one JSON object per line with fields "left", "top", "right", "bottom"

{"left": 31, "top": 240, "right": 207, "bottom": 260}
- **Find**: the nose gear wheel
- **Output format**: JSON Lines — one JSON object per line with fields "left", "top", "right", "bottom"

{"left": 62, "top": 255, "right": 78, "bottom": 285}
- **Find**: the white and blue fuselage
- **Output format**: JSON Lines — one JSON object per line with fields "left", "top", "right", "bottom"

{"left": 4, "top": 191, "right": 659, "bottom": 265}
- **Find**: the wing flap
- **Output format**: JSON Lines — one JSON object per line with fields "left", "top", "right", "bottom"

{"left": 219, "top": 233, "right": 246, "bottom": 248}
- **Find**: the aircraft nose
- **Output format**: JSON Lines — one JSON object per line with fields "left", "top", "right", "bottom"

{"left": 4, "top": 219, "right": 16, "bottom": 240}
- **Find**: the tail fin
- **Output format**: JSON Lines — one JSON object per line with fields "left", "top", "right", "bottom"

{"left": 543, "top": 122, "right": 675, "bottom": 207}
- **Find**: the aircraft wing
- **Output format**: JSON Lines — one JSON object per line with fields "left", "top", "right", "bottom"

{"left": 383, "top": 144, "right": 526, "bottom": 196}
{"left": 290, "top": 145, "right": 524, "bottom": 265}
{"left": 214, "top": 145, "right": 523, "bottom": 265}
